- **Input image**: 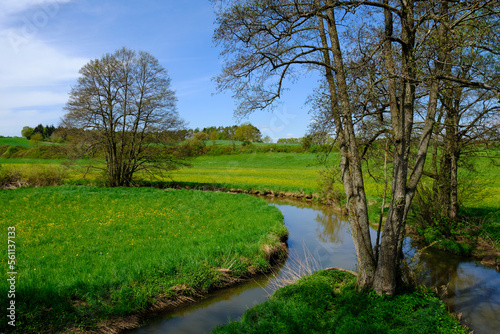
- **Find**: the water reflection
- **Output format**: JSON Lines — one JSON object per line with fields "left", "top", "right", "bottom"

{"left": 127, "top": 198, "right": 499, "bottom": 334}
{"left": 414, "top": 245, "right": 500, "bottom": 333}
{"left": 315, "top": 212, "right": 345, "bottom": 244}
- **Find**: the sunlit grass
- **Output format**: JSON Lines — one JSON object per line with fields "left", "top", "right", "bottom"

{"left": 162, "top": 153, "right": 333, "bottom": 194}
{"left": 214, "top": 270, "right": 468, "bottom": 334}
{"left": 0, "top": 186, "right": 287, "bottom": 332}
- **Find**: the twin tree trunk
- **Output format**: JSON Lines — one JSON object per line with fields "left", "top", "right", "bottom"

{"left": 320, "top": 0, "right": 442, "bottom": 294}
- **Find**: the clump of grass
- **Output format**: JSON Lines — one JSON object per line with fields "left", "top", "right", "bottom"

{"left": 0, "top": 186, "right": 287, "bottom": 333}
{"left": 213, "top": 270, "right": 468, "bottom": 334}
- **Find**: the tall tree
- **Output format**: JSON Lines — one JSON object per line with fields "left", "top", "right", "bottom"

{"left": 214, "top": 0, "right": 499, "bottom": 295}
{"left": 234, "top": 123, "right": 262, "bottom": 142}
{"left": 62, "top": 47, "right": 185, "bottom": 186}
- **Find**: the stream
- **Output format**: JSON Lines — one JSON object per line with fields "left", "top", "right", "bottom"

{"left": 127, "top": 197, "right": 500, "bottom": 334}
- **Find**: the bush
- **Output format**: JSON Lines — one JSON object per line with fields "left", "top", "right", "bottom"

{"left": 318, "top": 168, "right": 346, "bottom": 205}
{"left": 29, "top": 133, "right": 44, "bottom": 144}
{"left": 3, "top": 145, "right": 28, "bottom": 157}
{"left": 177, "top": 138, "right": 206, "bottom": 157}
{"left": 410, "top": 185, "right": 480, "bottom": 256}
{"left": 0, "top": 165, "right": 22, "bottom": 188}
{"left": 204, "top": 145, "right": 234, "bottom": 156}
{"left": 0, "top": 165, "right": 67, "bottom": 188}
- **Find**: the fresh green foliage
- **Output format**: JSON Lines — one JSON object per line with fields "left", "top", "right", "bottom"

{"left": 0, "top": 186, "right": 287, "bottom": 333}
{"left": 213, "top": 270, "right": 468, "bottom": 334}
{"left": 408, "top": 150, "right": 500, "bottom": 254}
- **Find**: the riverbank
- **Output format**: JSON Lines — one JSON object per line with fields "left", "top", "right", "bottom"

{"left": 0, "top": 186, "right": 288, "bottom": 333}
{"left": 141, "top": 180, "right": 500, "bottom": 270}
{"left": 213, "top": 270, "right": 469, "bottom": 334}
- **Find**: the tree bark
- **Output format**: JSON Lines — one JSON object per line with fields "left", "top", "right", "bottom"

{"left": 324, "top": 2, "right": 376, "bottom": 287}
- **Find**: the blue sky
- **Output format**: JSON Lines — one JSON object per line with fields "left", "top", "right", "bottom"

{"left": 0, "top": 0, "right": 319, "bottom": 140}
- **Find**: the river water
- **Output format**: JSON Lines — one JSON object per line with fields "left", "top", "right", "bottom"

{"left": 127, "top": 197, "right": 500, "bottom": 334}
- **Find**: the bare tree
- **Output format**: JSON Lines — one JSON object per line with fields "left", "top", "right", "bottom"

{"left": 62, "top": 47, "right": 185, "bottom": 186}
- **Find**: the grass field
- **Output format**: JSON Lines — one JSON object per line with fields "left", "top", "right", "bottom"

{"left": 0, "top": 141, "right": 498, "bottom": 332}
{"left": 165, "top": 153, "right": 332, "bottom": 194}
{"left": 0, "top": 137, "right": 55, "bottom": 148}
{"left": 2, "top": 145, "right": 499, "bottom": 253}
{"left": 0, "top": 186, "right": 287, "bottom": 333}
{"left": 0, "top": 137, "right": 31, "bottom": 147}
{"left": 214, "top": 270, "right": 468, "bottom": 334}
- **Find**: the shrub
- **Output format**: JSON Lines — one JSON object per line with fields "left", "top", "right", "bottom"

{"left": 4, "top": 145, "right": 25, "bottom": 157}
{"left": 318, "top": 168, "right": 346, "bottom": 205}
{"left": 0, "top": 165, "right": 67, "bottom": 188}
{"left": 177, "top": 138, "right": 206, "bottom": 157}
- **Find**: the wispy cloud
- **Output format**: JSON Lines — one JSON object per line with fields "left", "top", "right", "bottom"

{"left": 0, "top": 0, "right": 86, "bottom": 136}
{"left": 0, "top": 34, "right": 87, "bottom": 88}
{"left": 0, "top": 0, "right": 72, "bottom": 17}
{"left": 175, "top": 75, "right": 213, "bottom": 97}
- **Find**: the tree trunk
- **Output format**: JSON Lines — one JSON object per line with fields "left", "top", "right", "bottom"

{"left": 449, "top": 100, "right": 460, "bottom": 220}
{"left": 373, "top": 0, "right": 418, "bottom": 295}
{"left": 323, "top": 2, "right": 376, "bottom": 287}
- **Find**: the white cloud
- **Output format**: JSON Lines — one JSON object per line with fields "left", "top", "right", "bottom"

{"left": 174, "top": 75, "right": 213, "bottom": 97}
{"left": 0, "top": 91, "right": 69, "bottom": 109}
{"left": 0, "top": 108, "right": 63, "bottom": 136}
{"left": 0, "top": 11, "right": 87, "bottom": 136}
{"left": 0, "top": 33, "right": 87, "bottom": 88}
{"left": 0, "top": 0, "right": 72, "bottom": 17}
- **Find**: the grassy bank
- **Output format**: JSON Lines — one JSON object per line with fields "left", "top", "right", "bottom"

{"left": 0, "top": 186, "right": 287, "bottom": 333}
{"left": 408, "top": 151, "right": 500, "bottom": 260}
{"left": 213, "top": 270, "right": 468, "bottom": 334}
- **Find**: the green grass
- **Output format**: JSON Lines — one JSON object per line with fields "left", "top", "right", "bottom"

{"left": 0, "top": 186, "right": 287, "bottom": 333}
{"left": 164, "top": 153, "right": 336, "bottom": 194}
{"left": 205, "top": 140, "right": 243, "bottom": 146}
{"left": 0, "top": 137, "right": 31, "bottom": 147}
{"left": 0, "top": 137, "right": 56, "bottom": 148}
{"left": 213, "top": 270, "right": 468, "bottom": 334}
{"left": 1, "top": 146, "right": 498, "bottom": 252}
{"left": 203, "top": 140, "right": 301, "bottom": 147}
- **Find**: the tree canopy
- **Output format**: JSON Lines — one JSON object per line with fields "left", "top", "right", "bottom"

{"left": 62, "top": 47, "right": 185, "bottom": 186}
{"left": 214, "top": 0, "right": 500, "bottom": 295}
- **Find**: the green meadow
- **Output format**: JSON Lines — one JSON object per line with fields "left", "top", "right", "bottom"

{"left": 1, "top": 139, "right": 499, "bottom": 332}
{"left": 165, "top": 153, "right": 331, "bottom": 194}
{"left": 0, "top": 137, "right": 33, "bottom": 147}
{"left": 0, "top": 186, "right": 287, "bottom": 332}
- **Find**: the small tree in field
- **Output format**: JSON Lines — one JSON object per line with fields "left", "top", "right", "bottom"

{"left": 210, "top": 130, "right": 219, "bottom": 145}
{"left": 21, "top": 126, "right": 34, "bottom": 140}
{"left": 234, "top": 123, "right": 262, "bottom": 142}
{"left": 62, "top": 47, "right": 185, "bottom": 186}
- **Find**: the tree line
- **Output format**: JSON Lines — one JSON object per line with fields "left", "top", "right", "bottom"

{"left": 21, "top": 124, "right": 56, "bottom": 141}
